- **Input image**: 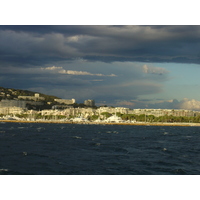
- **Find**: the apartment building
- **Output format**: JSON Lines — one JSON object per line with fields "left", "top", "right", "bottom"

{"left": 130, "top": 109, "right": 198, "bottom": 117}
{"left": 0, "top": 99, "right": 27, "bottom": 109}
{"left": 0, "top": 106, "right": 24, "bottom": 114}
{"left": 97, "top": 107, "right": 129, "bottom": 114}
{"left": 54, "top": 98, "right": 75, "bottom": 105}
{"left": 18, "top": 93, "right": 45, "bottom": 101}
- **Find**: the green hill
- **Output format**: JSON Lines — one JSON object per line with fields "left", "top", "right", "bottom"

{"left": 0, "top": 86, "right": 60, "bottom": 102}
{"left": 0, "top": 86, "right": 96, "bottom": 110}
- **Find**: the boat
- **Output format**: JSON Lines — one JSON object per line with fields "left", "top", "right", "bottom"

{"left": 104, "top": 115, "right": 124, "bottom": 123}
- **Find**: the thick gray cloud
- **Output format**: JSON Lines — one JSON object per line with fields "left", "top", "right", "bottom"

{"left": 1, "top": 25, "right": 200, "bottom": 66}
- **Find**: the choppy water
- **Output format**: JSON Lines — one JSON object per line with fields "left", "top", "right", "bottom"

{"left": 0, "top": 122, "right": 200, "bottom": 175}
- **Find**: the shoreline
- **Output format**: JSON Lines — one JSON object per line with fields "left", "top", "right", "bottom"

{"left": 1, "top": 120, "right": 200, "bottom": 126}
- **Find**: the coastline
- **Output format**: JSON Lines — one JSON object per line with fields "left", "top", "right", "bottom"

{"left": 1, "top": 120, "right": 200, "bottom": 126}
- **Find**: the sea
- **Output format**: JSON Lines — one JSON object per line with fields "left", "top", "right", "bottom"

{"left": 0, "top": 122, "right": 200, "bottom": 175}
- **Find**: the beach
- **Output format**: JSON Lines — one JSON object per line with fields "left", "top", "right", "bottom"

{"left": 1, "top": 119, "right": 200, "bottom": 126}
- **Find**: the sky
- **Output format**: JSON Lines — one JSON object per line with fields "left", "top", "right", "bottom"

{"left": 1, "top": 25, "right": 200, "bottom": 110}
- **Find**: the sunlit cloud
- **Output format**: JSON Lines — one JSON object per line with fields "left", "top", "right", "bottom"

{"left": 142, "top": 64, "right": 169, "bottom": 75}
{"left": 41, "top": 66, "right": 63, "bottom": 70}
{"left": 41, "top": 66, "right": 117, "bottom": 77}
{"left": 59, "top": 69, "right": 117, "bottom": 77}
{"left": 180, "top": 98, "right": 200, "bottom": 110}
{"left": 140, "top": 98, "right": 200, "bottom": 111}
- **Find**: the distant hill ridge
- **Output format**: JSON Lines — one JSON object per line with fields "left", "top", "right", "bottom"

{"left": 0, "top": 86, "right": 60, "bottom": 102}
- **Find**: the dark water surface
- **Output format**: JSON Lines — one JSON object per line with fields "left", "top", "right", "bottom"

{"left": 0, "top": 122, "right": 200, "bottom": 175}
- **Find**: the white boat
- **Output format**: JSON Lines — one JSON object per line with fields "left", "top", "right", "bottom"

{"left": 104, "top": 115, "right": 124, "bottom": 123}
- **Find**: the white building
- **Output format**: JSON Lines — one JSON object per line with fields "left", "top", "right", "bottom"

{"left": 0, "top": 106, "right": 24, "bottom": 114}
{"left": 130, "top": 109, "right": 197, "bottom": 117}
{"left": 18, "top": 93, "right": 45, "bottom": 101}
{"left": 97, "top": 107, "right": 129, "bottom": 114}
{"left": 54, "top": 98, "right": 75, "bottom": 105}
{"left": 0, "top": 99, "right": 27, "bottom": 108}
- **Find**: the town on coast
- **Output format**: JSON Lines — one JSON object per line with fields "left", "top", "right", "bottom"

{"left": 1, "top": 87, "right": 200, "bottom": 126}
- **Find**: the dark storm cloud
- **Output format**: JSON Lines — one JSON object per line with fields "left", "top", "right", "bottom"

{"left": 0, "top": 25, "right": 82, "bottom": 36}
{"left": 1, "top": 25, "right": 200, "bottom": 67}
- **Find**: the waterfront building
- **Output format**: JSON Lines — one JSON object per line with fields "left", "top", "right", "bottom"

{"left": 97, "top": 107, "right": 129, "bottom": 114}
{"left": 40, "top": 107, "right": 97, "bottom": 119}
{"left": 129, "top": 109, "right": 198, "bottom": 117}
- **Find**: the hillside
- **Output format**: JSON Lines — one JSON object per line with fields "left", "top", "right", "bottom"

{"left": 0, "top": 86, "right": 60, "bottom": 102}
{"left": 0, "top": 86, "right": 96, "bottom": 110}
